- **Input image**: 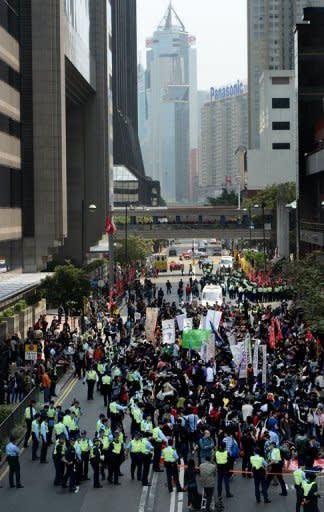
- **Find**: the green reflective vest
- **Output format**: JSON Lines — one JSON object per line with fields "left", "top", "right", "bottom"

{"left": 152, "top": 427, "right": 161, "bottom": 442}
{"left": 102, "top": 375, "right": 111, "bottom": 385}
{"left": 141, "top": 439, "right": 151, "bottom": 455}
{"left": 271, "top": 448, "right": 281, "bottom": 462}
{"left": 79, "top": 439, "right": 90, "bottom": 452}
{"left": 112, "top": 441, "right": 122, "bottom": 455}
{"left": 215, "top": 450, "right": 228, "bottom": 465}
{"left": 97, "top": 363, "right": 105, "bottom": 375}
{"left": 163, "top": 446, "right": 176, "bottom": 463}
{"left": 109, "top": 402, "right": 118, "bottom": 414}
{"left": 54, "top": 422, "right": 65, "bottom": 435}
{"left": 293, "top": 469, "right": 304, "bottom": 486}
{"left": 302, "top": 480, "right": 316, "bottom": 497}
{"left": 47, "top": 407, "right": 56, "bottom": 419}
{"left": 87, "top": 370, "right": 97, "bottom": 381}
{"left": 130, "top": 439, "right": 142, "bottom": 453}
{"left": 250, "top": 455, "right": 264, "bottom": 470}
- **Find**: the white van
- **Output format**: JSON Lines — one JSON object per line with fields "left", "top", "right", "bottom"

{"left": 220, "top": 256, "right": 233, "bottom": 269}
{"left": 201, "top": 284, "right": 223, "bottom": 307}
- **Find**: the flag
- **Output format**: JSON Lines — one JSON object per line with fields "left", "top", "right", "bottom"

{"left": 182, "top": 329, "right": 211, "bottom": 350}
{"left": 105, "top": 215, "right": 117, "bottom": 234}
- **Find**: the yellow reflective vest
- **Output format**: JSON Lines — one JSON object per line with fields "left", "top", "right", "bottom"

{"left": 163, "top": 446, "right": 176, "bottom": 463}
{"left": 250, "top": 455, "right": 264, "bottom": 470}
{"left": 215, "top": 451, "right": 228, "bottom": 465}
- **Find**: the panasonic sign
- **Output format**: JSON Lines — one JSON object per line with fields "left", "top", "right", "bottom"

{"left": 210, "top": 81, "right": 245, "bottom": 101}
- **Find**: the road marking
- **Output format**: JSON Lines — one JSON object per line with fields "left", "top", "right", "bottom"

{"left": 139, "top": 484, "right": 149, "bottom": 512}
{"left": 146, "top": 471, "right": 158, "bottom": 512}
{"left": 170, "top": 487, "right": 176, "bottom": 512}
{"left": 177, "top": 465, "right": 184, "bottom": 512}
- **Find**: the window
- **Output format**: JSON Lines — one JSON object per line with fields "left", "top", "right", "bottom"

{"left": 272, "top": 121, "right": 290, "bottom": 130}
{"left": 272, "top": 77, "right": 290, "bottom": 85}
{"left": 272, "top": 98, "right": 290, "bottom": 108}
{"left": 272, "top": 143, "right": 290, "bottom": 150}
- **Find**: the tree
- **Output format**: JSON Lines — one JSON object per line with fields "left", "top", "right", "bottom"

{"left": 283, "top": 254, "right": 324, "bottom": 334}
{"left": 40, "top": 262, "right": 91, "bottom": 314}
{"left": 115, "top": 236, "right": 152, "bottom": 265}
{"left": 206, "top": 189, "right": 238, "bottom": 206}
{"left": 243, "top": 182, "right": 296, "bottom": 209}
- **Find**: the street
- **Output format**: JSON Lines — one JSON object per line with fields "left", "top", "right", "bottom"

{"left": 0, "top": 373, "right": 299, "bottom": 512}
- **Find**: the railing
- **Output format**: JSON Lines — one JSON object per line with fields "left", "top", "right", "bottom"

{"left": 0, "top": 387, "right": 40, "bottom": 448}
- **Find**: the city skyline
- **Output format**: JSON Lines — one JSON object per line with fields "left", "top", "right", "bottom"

{"left": 136, "top": 0, "right": 247, "bottom": 90}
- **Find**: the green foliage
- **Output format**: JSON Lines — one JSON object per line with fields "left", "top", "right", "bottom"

{"left": 40, "top": 261, "right": 91, "bottom": 313}
{"left": 206, "top": 189, "right": 238, "bottom": 206}
{"left": 84, "top": 259, "right": 104, "bottom": 273}
{"left": 283, "top": 254, "right": 324, "bottom": 333}
{"left": 1, "top": 307, "right": 14, "bottom": 318}
{"left": 26, "top": 290, "right": 42, "bottom": 306}
{"left": 244, "top": 250, "right": 267, "bottom": 270}
{"left": 243, "top": 182, "right": 296, "bottom": 209}
{"left": 13, "top": 300, "right": 27, "bottom": 312}
{"left": 115, "top": 236, "right": 152, "bottom": 265}
{"left": 0, "top": 405, "right": 14, "bottom": 424}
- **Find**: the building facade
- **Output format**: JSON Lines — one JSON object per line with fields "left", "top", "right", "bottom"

{"left": 199, "top": 86, "right": 248, "bottom": 195}
{"left": 247, "top": 0, "right": 307, "bottom": 149}
{"left": 295, "top": 7, "right": 324, "bottom": 251}
{"left": 141, "top": 4, "right": 196, "bottom": 203}
{"left": 0, "top": 0, "right": 22, "bottom": 271}
{"left": 18, "top": 0, "right": 112, "bottom": 269}
{"left": 248, "top": 70, "right": 297, "bottom": 190}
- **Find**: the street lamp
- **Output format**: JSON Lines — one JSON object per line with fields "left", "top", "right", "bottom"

{"left": 234, "top": 175, "right": 241, "bottom": 210}
{"left": 81, "top": 201, "right": 97, "bottom": 264}
{"left": 254, "top": 203, "right": 266, "bottom": 271}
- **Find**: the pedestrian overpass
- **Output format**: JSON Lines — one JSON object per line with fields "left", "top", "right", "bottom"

{"left": 112, "top": 206, "right": 272, "bottom": 240}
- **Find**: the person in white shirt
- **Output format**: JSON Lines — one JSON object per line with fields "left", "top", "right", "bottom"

{"left": 205, "top": 363, "right": 216, "bottom": 390}
{"left": 242, "top": 401, "right": 254, "bottom": 422}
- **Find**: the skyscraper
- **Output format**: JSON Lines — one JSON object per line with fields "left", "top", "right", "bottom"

{"left": 247, "top": 0, "right": 306, "bottom": 149}
{"left": 200, "top": 85, "right": 248, "bottom": 193}
{"left": 142, "top": 4, "right": 197, "bottom": 203}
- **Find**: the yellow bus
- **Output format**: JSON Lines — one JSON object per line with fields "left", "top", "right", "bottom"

{"left": 150, "top": 254, "right": 168, "bottom": 272}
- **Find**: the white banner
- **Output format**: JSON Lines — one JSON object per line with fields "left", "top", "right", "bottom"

{"left": 239, "top": 336, "right": 249, "bottom": 379}
{"left": 207, "top": 333, "right": 216, "bottom": 361}
{"left": 228, "top": 332, "right": 236, "bottom": 346}
{"left": 176, "top": 314, "right": 186, "bottom": 331}
{"left": 230, "top": 341, "right": 244, "bottom": 368}
{"left": 145, "top": 308, "right": 159, "bottom": 341}
{"left": 205, "top": 310, "right": 222, "bottom": 331}
{"left": 162, "top": 319, "right": 176, "bottom": 345}
{"left": 183, "top": 317, "right": 193, "bottom": 331}
{"left": 262, "top": 345, "right": 267, "bottom": 384}
{"left": 253, "top": 340, "right": 259, "bottom": 376}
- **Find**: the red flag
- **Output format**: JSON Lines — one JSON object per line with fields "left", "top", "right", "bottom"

{"left": 105, "top": 215, "right": 116, "bottom": 234}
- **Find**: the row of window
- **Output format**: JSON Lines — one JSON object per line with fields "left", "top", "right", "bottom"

{"left": 0, "top": 57, "right": 20, "bottom": 91}
{"left": 272, "top": 97, "right": 290, "bottom": 108}
{"left": 0, "top": 111, "right": 20, "bottom": 138}
{"left": 0, "top": 0, "right": 19, "bottom": 40}
{"left": 0, "top": 165, "right": 21, "bottom": 207}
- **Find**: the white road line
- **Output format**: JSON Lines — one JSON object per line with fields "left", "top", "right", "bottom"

{"left": 177, "top": 465, "right": 185, "bottom": 512}
{"left": 139, "top": 484, "right": 149, "bottom": 512}
{"left": 170, "top": 485, "right": 176, "bottom": 512}
{"left": 147, "top": 471, "right": 158, "bottom": 512}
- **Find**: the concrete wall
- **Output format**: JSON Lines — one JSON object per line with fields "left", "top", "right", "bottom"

{"left": 0, "top": 299, "right": 46, "bottom": 340}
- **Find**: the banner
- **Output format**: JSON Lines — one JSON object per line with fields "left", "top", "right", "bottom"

{"left": 205, "top": 310, "right": 222, "bottom": 331}
{"left": 262, "top": 345, "right": 267, "bottom": 384}
{"left": 239, "top": 336, "right": 249, "bottom": 379}
{"left": 253, "top": 340, "right": 259, "bottom": 376}
{"left": 162, "top": 319, "right": 176, "bottom": 345}
{"left": 182, "top": 329, "right": 211, "bottom": 350}
{"left": 25, "top": 343, "right": 38, "bottom": 361}
{"left": 145, "top": 308, "right": 159, "bottom": 341}
{"left": 228, "top": 332, "right": 236, "bottom": 346}
{"left": 176, "top": 314, "right": 186, "bottom": 331}
{"left": 199, "top": 333, "right": 215, "bottom": 362}
{"left": 183, "top": 317, "right": 193, "bottom": 331}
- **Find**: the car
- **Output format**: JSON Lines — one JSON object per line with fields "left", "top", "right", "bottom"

{"left": 169, "top": 261, "right": 184, "bottom": 271}
{"left": 182, "top": 251, "right": 192, "bottom": 259}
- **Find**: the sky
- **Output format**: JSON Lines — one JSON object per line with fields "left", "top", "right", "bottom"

{"left": 136, "top": 0, "right": 248, "bottom": 91}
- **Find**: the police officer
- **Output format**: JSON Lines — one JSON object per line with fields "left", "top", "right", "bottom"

{"left": 108, "top": 431, "right": 124, "bottom": 485}
{"left": 250, "top": 447, "right": 271, "bottom": 503}
{"left": 302, "top": 472, "right": 319, "bottom": 512}
{"left": 40, "top": 416, "right": 49, "bottom": 463}
{"left": 23, "top": 400, "right": 37, "bottom": 448}
{"left": 6, "top": 436, "right": 23, "bottom": 488}
{"left": 90, "top": 437, "right": 103, "bottom": 488}
{"left": 79, "top": 430, "right": 92, "bottom": 481}
{"left": 85, "top": 366, "right": 97, "bottom": 400}
{"left": 152, "top": 421, "right": 167, "bottom": 472}
{"left": 294, "top": 466, "right": 306, "bottom": 512}
{"left": 52, "top": 435, "right": 66, "bottom": 486}
{"left": 101, "top": 371, "right": 112, "bottom": 407}
{"left": 127, "top": 432, "right": 143, "bottom": 481}
{"left": 141, "top": 432, "right": 154, "bottom": 487}
{"left": 109, "top": 400, "right": 127, "bottom": 432}
{"left": 215, "top": 442, "right": 233, "bottom": 499}
{"left": 62, "top": 438, "right": 79, "bottom": 493}
{"left": 96, "top": 360, "right": 106, "bottom": 391}
{"left": 53, "top": 415, "right": 69, "bottom": 441}
{"left": 162, "top": 439, "right": 183, "bottom": 493}
{"left": 47, "top": 401, "right": 56, "bottom": 444}
{"left": 31, "top": 413, "right": 40, "bottom": 461}
{"left": 266, "top": 442, "right": 287, "bottom": 496}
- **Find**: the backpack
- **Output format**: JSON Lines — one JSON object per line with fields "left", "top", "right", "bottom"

{"left": 230, "top": 439, "right": 239, "bottom": 458}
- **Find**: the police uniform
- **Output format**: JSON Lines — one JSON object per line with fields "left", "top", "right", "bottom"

{"left": 90, "top": 441, "right": 103, "bottom": 488}
{"left": 52, "top": 439, "right": 66, "bottom": 486}
{"left": 215, "top": 449, "right": 232, "bottom": 498}
{"left": 141, "top": 437, "right": 153, "bottom": 486}
{"left": 62, "top": 441, "right": 78, "bottom": 491}
{"left": 79, "top": 436, "right": 92, "bottom": 480}
{"left": 302, "top": 478, "right": 319, "bottom": 512}
{"left": 162, "top": 445, "right": 182, "bottom": 493}
{"left": 293, "top": 468, "right": 305, "bottom": 512}
{"left": 108, "top": 438, "right": 124, "bottom": 485}
{"left": 86, "top": 369, "right": 97, "bottom": 400}
{"left": 128, "top": 436, "right": 143, "bottom": 481}
{"left": 250, "top": 453, "right": 270, "bottom": 503}
{"left": 266, "top": 447, "right": 287, "bottom": 496}
{"left": 101, "top": 374, "right": 111, "bottom": 406}
{"left": 23, "top": 403, "right": 36, "bottom": 448}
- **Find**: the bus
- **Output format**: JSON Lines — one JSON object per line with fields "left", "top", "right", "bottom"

{"left": 150, "top": 254, "right": 168, "bottom": 273}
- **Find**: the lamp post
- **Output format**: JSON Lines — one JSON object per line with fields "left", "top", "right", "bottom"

{"left": 81, "top": 201, "right": 97, "bottom": 264}
{"left": 254, "top": 203, "right": 266, "bottom": 272}
{"left": 234, "top": 175, "right": 241, "bottom": 210}
{"left": 125, "top": 203, "right": 129, "bottom": 265}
